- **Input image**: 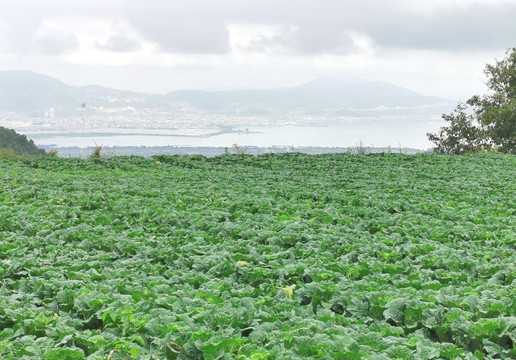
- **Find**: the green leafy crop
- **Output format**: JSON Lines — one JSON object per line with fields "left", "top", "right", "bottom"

{"left": 0, "top": 153, "right": 515, "bottom": 359}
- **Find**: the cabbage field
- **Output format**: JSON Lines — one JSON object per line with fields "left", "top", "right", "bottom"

{"left": 0, "top": 153, "right": 515, "bottom": 359}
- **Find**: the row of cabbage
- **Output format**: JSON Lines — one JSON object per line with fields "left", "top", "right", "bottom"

{"left": 0, "top": 153, "right": 514, "bottom": 359}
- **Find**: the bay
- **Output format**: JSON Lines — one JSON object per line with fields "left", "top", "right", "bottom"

{"left": 33, "top": 119, "right": 445, "bottom": 150}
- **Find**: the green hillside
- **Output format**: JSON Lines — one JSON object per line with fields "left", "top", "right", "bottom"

{"left": 0, "top": 126, "right": 46, "bottom": 157}
{"left": 0, "top": 154, "right": 514, "bottom": 358}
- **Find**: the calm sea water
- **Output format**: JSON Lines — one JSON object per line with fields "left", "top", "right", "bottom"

{"left": 33, "top": 120, "right": 445, "bottom": 150}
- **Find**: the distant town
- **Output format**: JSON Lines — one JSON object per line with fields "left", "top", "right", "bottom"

{"left": 0, "top": 71, "right": 453, "bottom": 155}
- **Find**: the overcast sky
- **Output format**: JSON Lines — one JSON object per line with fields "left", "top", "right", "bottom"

{"left": 1, "top": 0, "right": 515, "bottom": 99}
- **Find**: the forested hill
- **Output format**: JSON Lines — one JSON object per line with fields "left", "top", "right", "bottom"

{"left": 0, "top": 126, "right": 46, "bottom": 156}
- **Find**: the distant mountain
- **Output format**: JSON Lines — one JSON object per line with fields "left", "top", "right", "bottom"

{"left": 0, "top": 71, "right": 450, "bottom": 117}
{"left": 293, "top": 77, "right": 444, "bottom": 108}
{"left": 165, "top": 77, "right": 446, "bottom": 115}
{"left": 0, "top": 71, "right": 77, "bottom": 115}
{"left": 0, "top": 71, "right": 164, "bottom": 116}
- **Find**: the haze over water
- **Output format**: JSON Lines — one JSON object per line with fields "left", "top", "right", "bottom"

{"left": 32, "top": 119, "right": 445, "bottom": 150}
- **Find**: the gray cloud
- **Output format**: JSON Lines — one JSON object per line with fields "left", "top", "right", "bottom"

{"left": 1, "top": 0, "right": 516, "bottom": 56}
{"left": 0, "top": 17, "right": 78, "bottom": 56}
{"left": 124, "top": 1, "right": 230, "bottom": 54}
{"left": 362, "top": 3, "right": 516, "bottom": 51}
{"left": 244, "top": 24, "right": 358, "bottom": 55}
{"left": 35, "top": 33, "right": 79, "bottom": 55}
{"left": 0, "top": 0, "right": 127, "bottom": 55}
{"left": 130, "top": 18, "right": 229, "bottom": 54}
{"left": 0, "top": 20, "right": 40, "bottom": 54}
{"left": 95, "top": 35, "right": 141, "bottom": 52}
{"left": 238, "top": 1, "right": 516, "bottom": 54}
{"left": 123, "top": 0, "right": 516, "bottom": 55}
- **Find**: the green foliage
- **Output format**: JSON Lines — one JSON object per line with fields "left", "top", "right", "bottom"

{"left": 0, "top": 126, "right": 46, "bottom": 157}
{"left": 0, "top": 147, "right": 22, "bottom": 160}
{"left": 428, "top": 48, "right": 516, "bottom": 154}
{"left": 0, "top": 153, "right": 515, "bottom": 358}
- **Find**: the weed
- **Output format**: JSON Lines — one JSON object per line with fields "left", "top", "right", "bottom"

{"left": 356, "top": 140, "right": 369, "bottom": 155}
{"left": 232, "top": 143, "right": 247, "bottom": 155}
{"left": 47, "top": 148, "right": 59, "bottom": 157}
{"left": 89, "top": 145, "right": 103, "bottom": 159}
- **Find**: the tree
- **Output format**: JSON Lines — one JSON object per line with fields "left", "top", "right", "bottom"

{"left": 428, "top": 48, "right": 516, "bottom": 154}
{"left": 0, "top": 126, "right": 47, "bottom": 157}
